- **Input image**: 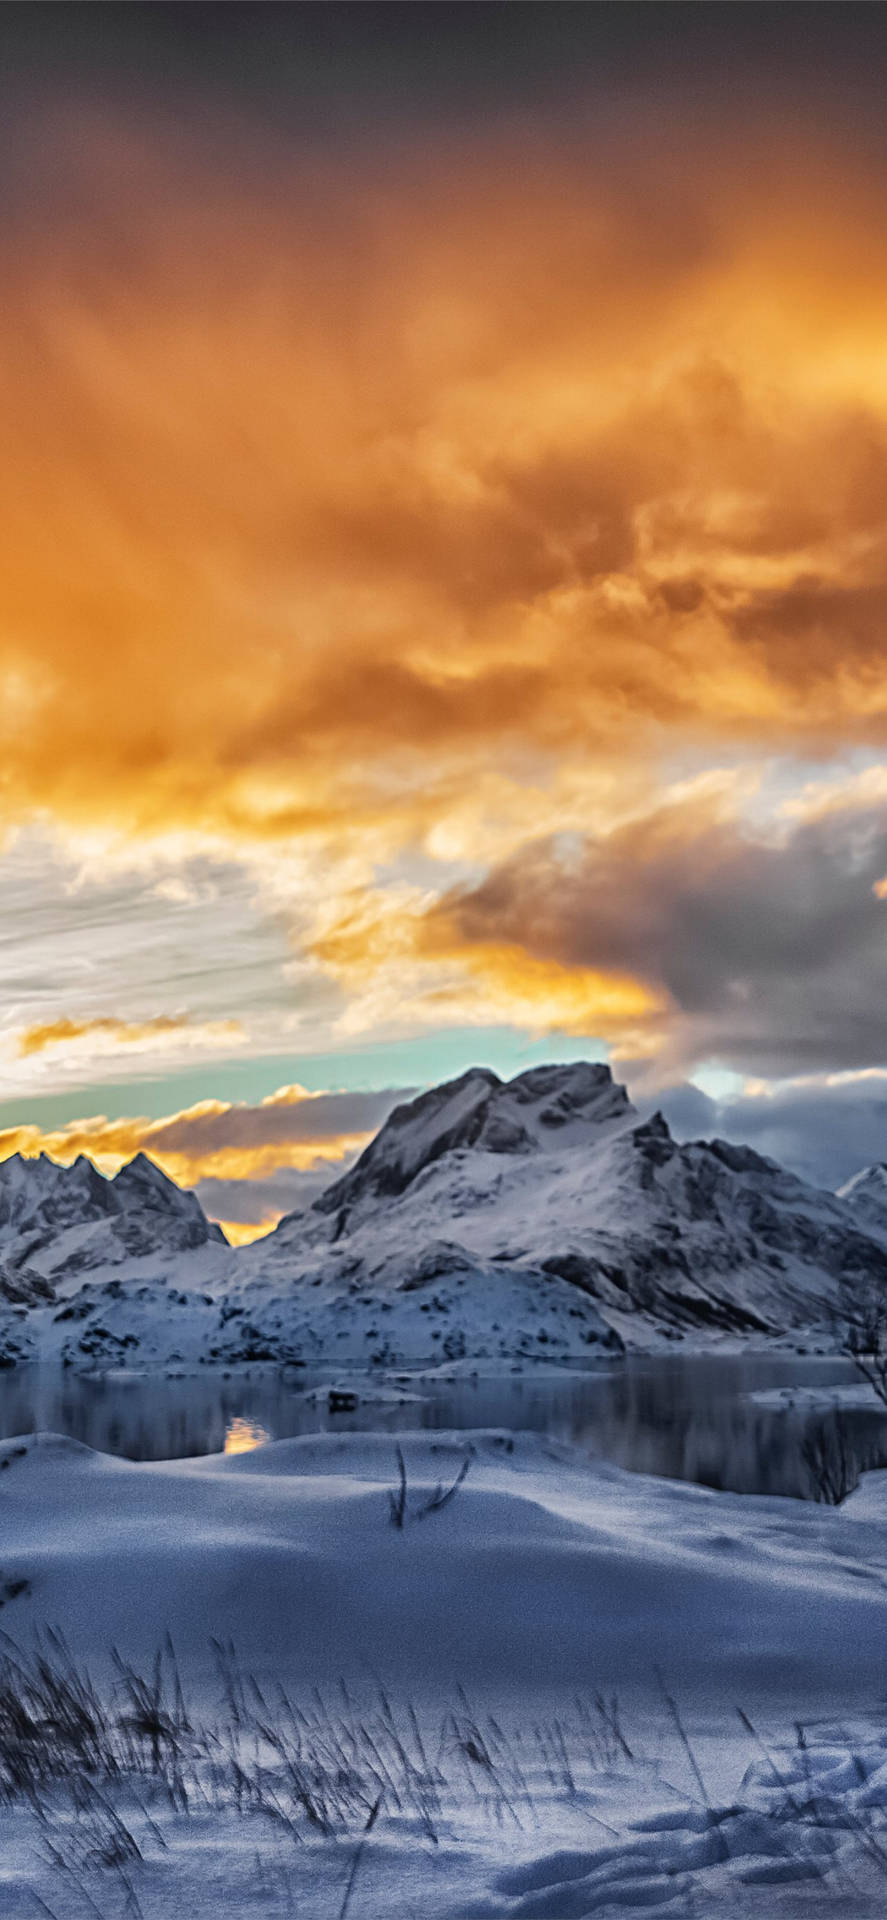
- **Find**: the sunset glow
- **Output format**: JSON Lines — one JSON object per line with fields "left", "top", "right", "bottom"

{"left": 2, "top": 4, "right": 887, "bottom": 1214}
{"left": 223, "top": 1416, "right": 271, "bottom": 1454}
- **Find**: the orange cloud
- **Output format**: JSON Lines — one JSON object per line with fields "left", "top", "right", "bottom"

{"left": 0, "top": 106, "right": 885, "bottom": 874}
{"left": 16, "top": 1014, "right": 243, "bottom": 1058}
{"left": 0, "top": 89, "right": 885, "bottom": 1082}
{"left": 218, "top": 1221, "right": 273, "bottom": 1249}
{"left": 310, "top": 887, "right": 667, "bottom": 1055}
{"left": 0, "top": 1083, "right": 403, "bottom": 1198}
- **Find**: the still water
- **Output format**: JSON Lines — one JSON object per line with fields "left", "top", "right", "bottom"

{"left": 0, "top": 1353, "right": 883, "bottom": 1496}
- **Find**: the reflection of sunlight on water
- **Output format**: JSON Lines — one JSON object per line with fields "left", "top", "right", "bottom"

{"left": 224, "top": 1416, "right": 271, "bottom": 1455}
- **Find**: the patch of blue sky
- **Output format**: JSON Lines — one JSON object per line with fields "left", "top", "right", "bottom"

{"left": 0, "top": 1026, "right": 612, "bottom": 1130}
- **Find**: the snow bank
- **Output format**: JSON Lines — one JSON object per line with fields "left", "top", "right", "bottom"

{"left": 3, "top": 1427, "right": 887, "bottom": 1716}
{"left": 4, "top": 1429, "right": 887, "bottom": 1915}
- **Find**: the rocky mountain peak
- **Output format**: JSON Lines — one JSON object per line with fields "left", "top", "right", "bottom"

{"left": 0, "top": 1149, "right": 112, "bottom": 1231}
{"left": 839, "top": 1163, "right": 887, "bottom": 1197}
{"left": 313, "top": 1060, "right": 633, "bottom": 1215}
{"left": 836, "top": 1162, "right": 887, "bottom": 1238}
{"left": 114, "top": 1152, "right": 183, "bottom": 1204}
{"left": 0, "top": 1145, "right": 224, "bottom": 1257}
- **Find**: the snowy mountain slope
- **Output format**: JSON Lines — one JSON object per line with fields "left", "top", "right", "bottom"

{"left": 2, "top": 1060, "right": 887, "bottom": 1368}
{"left": 0, "top": 1123, "right": 618, "bottom": 1370}
{"left": 0, "top": 1149, "right": 226, "bottom": 1285}
{"left": 210, "top": 1241, "right": 621, "bottom": 1369}
{"left": 0, "top": 1153, "right": 234, "bottom": 1368}
{"left": 313, "top": 1062, "right": 631, "bottom": 1212}
{"left": 242, "top": 1062, "right": 887, "bottom": 1347}
{"left": 837, "top": 1163, "right": 887, "bottom": 1240}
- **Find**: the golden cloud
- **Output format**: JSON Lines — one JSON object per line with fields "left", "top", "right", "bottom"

{"left": 0, "top": 98, "right": 885, "bottom": 1076}
{"left": 0, "top": 1083, "right": 403, "bottom": 1208}
{"left": 16, "top": 1014, "right": 243, "bottom": 1058}
{"left": 218, "top": 1221, "right": 274, "bottom": 1249}
{"left": 310, "top": 885, "right": 668, "bottom": 1055}
{"left": 0, "top": 108, "right": 885, "bottom": 873}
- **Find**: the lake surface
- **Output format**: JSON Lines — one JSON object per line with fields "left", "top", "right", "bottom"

{"left": 1, "top": 1352, "right": 884, "bottom": 1496}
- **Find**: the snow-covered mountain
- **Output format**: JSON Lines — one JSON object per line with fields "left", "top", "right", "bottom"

{"left": 237, "top": 1062, "right": 887, "bottom": 1356}
{"left": 837, "top": 1164, "right": 887, "bottom": 1239}
{"left": 0, "top": 1152, "right": 231, "bottom": 1367}
{"left": 0, "top": 1149, "right": 226, "bottom": 1279}
{"left": 3, "top": 1061, "right": 887, "bottom": 1370}
{"left": 313, "top": 1062, "right": 631, "bottom": 1211}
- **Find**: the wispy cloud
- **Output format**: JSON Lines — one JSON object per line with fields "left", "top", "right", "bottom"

{"left": 16, "top": 1014, "right": 243, "bottom": 1058}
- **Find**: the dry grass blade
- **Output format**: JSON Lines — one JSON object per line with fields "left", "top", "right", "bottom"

{"left": 415, "top": 1451, "right": 472, "bottom": 1520}
{"left": 388, "top": 1447, "right": 408, "bottom": 1529}
{"left": 338, "top": 1792, "right": 382, "bottom": 1920}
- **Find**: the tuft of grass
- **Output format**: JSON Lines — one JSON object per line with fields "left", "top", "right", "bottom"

{"left": 388, "top": 1445, "right": 473, "bottom": 1528}
{"left": 7, "top": 1637, "right": 887, "bottom": 1918}
{"left": 0, "top": 1631, "right": 638, "bottom": 1856}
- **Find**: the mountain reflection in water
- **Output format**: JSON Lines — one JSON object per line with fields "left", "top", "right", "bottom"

{"left": 0, "top": 1352, "right": 882, "bottom": 1498}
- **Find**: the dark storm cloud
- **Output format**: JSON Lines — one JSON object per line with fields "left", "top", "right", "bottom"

{"left": 650, "top": 1074, "right": 887, "bottom": 1194}
{"left": 150, "top": 1086, "right": 409, "bottom": 1159}
{"left": 640, "top": 1081, "right": 719, "bottom": 1140}
{"left": 5, "top": 4, "right": 887, "bottom": 154}
{"left": 432, "top": 798, "right": 887, "bottom": 1077}
{"left": 194, "top": 1161, "right": 353, "bottom": 1228}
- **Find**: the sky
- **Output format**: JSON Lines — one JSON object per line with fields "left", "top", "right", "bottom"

{"left": 2, "top": 2, "right": 887, "bottom": 1233}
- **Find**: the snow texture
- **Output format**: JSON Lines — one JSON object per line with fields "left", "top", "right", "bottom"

{"left": 4, "top": 1429, "right": 887, "bottom": 1914}
{"left": 3, "top": 1061, "right": 887, "bottom": 1369}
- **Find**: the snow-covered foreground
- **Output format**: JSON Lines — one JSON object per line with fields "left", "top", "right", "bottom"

{"left": 4, "top": 1431, "right": 887, "bottom": 1913}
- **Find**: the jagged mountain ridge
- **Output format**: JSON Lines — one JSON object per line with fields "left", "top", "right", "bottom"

{"left": 0, "top": 1148, "right": 226, "bottom": 1282}
{"left": 249, "top": 1061, "right": 887, "bottom": 1343}
{"left": 838, "top": 1163, "right": 887, "bottom": 1237}
{"left": 312, "top": 1062, "right": 630, "bottom": 1215}
{"left": 0, "top": 1149, "right": 234, "bottom": 1367}
{"left": 1, "top": 1060, "right": 887, "bottom": 1367}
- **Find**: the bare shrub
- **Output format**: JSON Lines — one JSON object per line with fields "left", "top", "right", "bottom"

{"left": 835, "top": 1272, "right": 887, "bottom": 1408}
{"left": 801, "top": 1411, "right": 864, "bottom": 1505}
